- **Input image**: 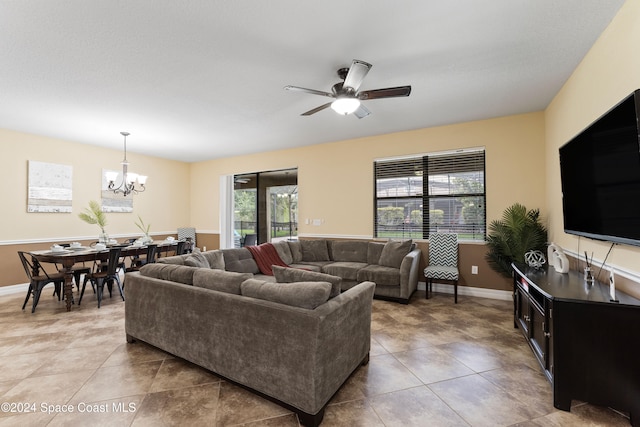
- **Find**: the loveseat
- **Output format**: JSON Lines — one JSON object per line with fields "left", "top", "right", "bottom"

{"left": 158, "top": 239, "right": 421, "bottom": 304}
{"left": 124, "top": 263, "right": 375, "bottom": 426}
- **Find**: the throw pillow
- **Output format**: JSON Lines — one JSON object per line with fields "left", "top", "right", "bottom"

{"left": 272, "top": 265, "right": 341, "bottom": 298}
{"left": 367, "top": 241, "right": 385, "bottom": 265}
{"left": 272, "top": 241, "right": 293, "bottom": 265}
{"left": 300, "top": 239, "right": 330, "bottom": 262}
{"left": 379, "top": 240, "right": 412, "bottom": 269}
{"left": 240, "top": 278, "right": 331, "bottom": 310}
{"left": 193, "top": 269, "right": 252, "bottom": 294}
{"left": 184, "top": 250, "right": 211, "bottom": 268}
{"left": 288, "top": 241, "right": 303, "bottom": 263}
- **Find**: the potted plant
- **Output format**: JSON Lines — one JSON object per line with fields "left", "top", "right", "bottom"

{"left": 79, "top": 200, "right": 108, "bottom": 243}
{"left": 486, "top": 203, "right": 548, "bottom": 277}
{"left": 135, "top": 215, "right": 153, "bottom": 244}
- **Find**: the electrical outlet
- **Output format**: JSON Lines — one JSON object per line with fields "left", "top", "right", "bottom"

{"left": 471, "top": 265, "right": 478, "bottom": 275}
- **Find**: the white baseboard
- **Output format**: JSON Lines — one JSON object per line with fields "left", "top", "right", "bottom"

{"left": 0, "top": 283, "right": 29, "bottom": 296}
{"left": 417, "top": 281, "right": 512, "bottom": 301}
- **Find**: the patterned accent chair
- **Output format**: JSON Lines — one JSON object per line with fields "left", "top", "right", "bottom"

{"left": 423, "top": 233, "right": 459, "bottom": 303}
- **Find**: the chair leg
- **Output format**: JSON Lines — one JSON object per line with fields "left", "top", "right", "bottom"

{"left": 454, "top": 280, "right": 458, "bottom": 304}
{"left": 22, "top": 284, "right": 33, "bottom": 310}
{"left": 31, "top": 286, "right": 43, "bottom": 313}
{"left": 96, "top": 278, "right": 105, "bottom": 308}
{"left": 114, "top": 276, "right": 125, "bottom": 301}
{"left": 79, "top": 276, "right": 90, "bottom": 305}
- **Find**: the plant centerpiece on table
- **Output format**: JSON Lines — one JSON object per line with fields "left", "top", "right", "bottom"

{"left": 78, "top": 200, "right": 109, "bottom": 244}
{"left": 486, "top": 203, "right": 548, "bottom": 277}
{"left": 135, "top": 215, "right": 153, "bottom": 244}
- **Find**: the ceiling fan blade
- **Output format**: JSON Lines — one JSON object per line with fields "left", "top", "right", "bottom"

{"left": 358, "top": 85, "right": 412, "bottom": 100}
{"left": 301, "top": 102, "right": 332, "bottom": 116}
{"left": 343, "top": 60, "right": 372, "bottom": 91}
{"left": 354, "top": 104, "right": 371, "bottom": 119}
{"left": 284, "top": 85, "right": 334, "bottom": 98}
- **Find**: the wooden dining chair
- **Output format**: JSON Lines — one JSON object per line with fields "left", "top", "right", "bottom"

{"left": 18, "top": 251, "right": 66, "bottom": 313}
{"left": 79, "top": 247, "right": 124, "bottom": 308}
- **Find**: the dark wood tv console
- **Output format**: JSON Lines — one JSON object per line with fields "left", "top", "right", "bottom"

{"left": 512, "top": 262, "right": 640, "bottom": 426}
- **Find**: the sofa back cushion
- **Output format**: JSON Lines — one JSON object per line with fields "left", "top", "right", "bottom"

{"left": 329, "top": 240, "right": 368, "bottom": 263}
{"left": 222, "top": 248, "right": 260, "bottom": 274}
{"left": 379, "top": 240, "right": 413, "bottom": 269}
{"left": 139, "top": 263, "right": 196, "bottom": 285}
{"left": 240, "top": 278, "right": 331, "bottom": 310}
{"left": 300, "top": 239, "right": 330, "bottom": 262}
{"left": 193, "top": 269, "right": 252, "bottom": 294}
{"left": 367, "top": 242, "right": 385, "bottom": 265}
{"left": 201, "top": 250, "right": 225, "bottom": 270}
{"left": 184, "top": 250, "right": 211, "bottom": 268}
{"left": 157, "top": 254, "right": 189, "bottom": 265}
{"left": 288, "top": 241, "right": 303, "bottom": 263}
{"left": 272, "top": 241, "right": 293, "bottom": 265}
{"left": 272, "top": 265, "right": 341, "bottom": 298}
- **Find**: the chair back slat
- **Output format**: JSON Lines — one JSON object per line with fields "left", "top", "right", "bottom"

{"left": 428, "top": 233, "right": 458, "bottom": 267}
{"left": 106, "top": 247, "right": 122, "bottom": 275}
{"left": 17, "top": 251, "right": 34, "bottom": 280}
{"left": 146, "top": 244, "right": 158, "bottom": 264}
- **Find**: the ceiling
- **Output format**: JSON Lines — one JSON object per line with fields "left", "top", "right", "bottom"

{"left": 0, "top": 1, "right": 625, "bottom": 163}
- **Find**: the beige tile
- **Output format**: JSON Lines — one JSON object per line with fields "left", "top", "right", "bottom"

{"left": 149, "top": 358, "right": 221, "bottom": 393}
{"left": 102, "top": 342, "right": 170, "bottom": 367}
{"left": 70, "top": 361, "right": 162, "bottom": 404}
{"left": 131, "top": 384, "right": 219, "bottom": 426}
{"left": 428, "top": 374, "right": 534, "bottom": 426}
{"left": 215, "top": 381, "right": 292, "bottom": 426}
{"left": 347, "top": 353, "right": 422, "bottom": 397}
{"left": 394, "top": 347, "right": 475, "bottom": 384}
{"left": 322, "top": 399, "right": 385, "bottom": 427}
{"left": 437, "top": 340, "right": 505, "bottom": 372}
{"left": 369, "top": 386, "right": 468, "bottom": 426}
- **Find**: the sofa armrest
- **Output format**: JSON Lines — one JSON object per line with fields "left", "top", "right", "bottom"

{"left": 399, "top": 248, "right": 422, "bottom": 299}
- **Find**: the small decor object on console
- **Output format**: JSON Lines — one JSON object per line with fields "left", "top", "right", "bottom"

{"left": 524, "top": 250, "right": 546, "bottom": 268}
{"left": 547, "top": 243, "right": 570, "bottom": 273}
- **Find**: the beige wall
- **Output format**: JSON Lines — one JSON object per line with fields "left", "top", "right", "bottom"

{"left": 191, "top": 112, "right": 547, "bottom": 239}
{"left": 545, "top": 0, "right": 640, "bottom": 296}
{"left": 0, "top": 128, "right": 191, "bottom": 286}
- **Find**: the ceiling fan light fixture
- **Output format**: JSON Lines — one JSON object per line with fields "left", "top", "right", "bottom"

{"left": 331, "top": 97, "right": 360, "bottom": 115}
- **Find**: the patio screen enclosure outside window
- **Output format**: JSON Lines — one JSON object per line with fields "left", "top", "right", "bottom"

{"left": 374, "top": 148, "right": 486, "bottom": 240}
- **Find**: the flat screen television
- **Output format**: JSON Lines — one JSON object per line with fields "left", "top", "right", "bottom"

{"left": 559, "top": 89, "right": 640, "bottom": 247}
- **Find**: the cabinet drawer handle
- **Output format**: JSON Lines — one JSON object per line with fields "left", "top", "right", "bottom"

{"left": 523, "top": 315, "right": 530, "bottom": 322}
{"left": 544, "top": 332, "right": 551, "bottom": 338}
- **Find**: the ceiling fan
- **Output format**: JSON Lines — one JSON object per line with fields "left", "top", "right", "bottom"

{"left": 284, "top": 59, "right": 411, "bottom": 118}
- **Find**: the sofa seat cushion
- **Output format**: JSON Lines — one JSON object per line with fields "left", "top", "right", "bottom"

{"left": 222, "top": 248, "right": 260, "bottom": 274}
{"left": 329, "top": 241, "right": 368, "bottom": 263}
{"left": 356, "top": 264, "right": 401, "bottom": 286}
{"left": 321, "top": 262, "right": 367, "bottom": 282}
{"left": 287, "top": 263, "right": 322, "bottom": 272}
{"left": 193, "top": 269, "right": 252, "bottom": 295}
{"left": 273, "top": 265, "right": 341, "bottom": 298}
{"left": 296, "top": 261, "right": 334, "bottom": 271}
{"left": 139, "top": 263, "right": 196, "bottom": 285}
{"left": 240, "top": 278, "right": 331, "bottom": 309}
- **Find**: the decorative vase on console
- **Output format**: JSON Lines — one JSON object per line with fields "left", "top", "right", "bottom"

{"left": 99, "top": 232, "right": 110, "bottom": 245}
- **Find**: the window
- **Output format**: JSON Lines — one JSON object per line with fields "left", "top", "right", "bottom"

{"left": 374, "top": 149, "right": 485, "bottom": 240}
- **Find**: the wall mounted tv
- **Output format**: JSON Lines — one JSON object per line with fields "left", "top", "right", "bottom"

{"left": 559, "top": 89, "right": 640, "bottom": 247}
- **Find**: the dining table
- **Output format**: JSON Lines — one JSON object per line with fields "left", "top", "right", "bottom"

{"left": 29, "top": 240, "right": 180, "bottom": 311}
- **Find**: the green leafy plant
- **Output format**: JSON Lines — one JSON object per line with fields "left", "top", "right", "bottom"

{"left": 78, "top": 200, "right": 107, "bottom": 234}
{"left": 135, "top": 215, "right": 151, "bottom": 235}
{"left": 486, "top": 203, "right": 548, "bottom": 277}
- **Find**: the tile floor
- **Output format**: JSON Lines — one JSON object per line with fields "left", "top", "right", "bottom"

{"left": 0, "top": 286, "right": 631, "bottom": 426}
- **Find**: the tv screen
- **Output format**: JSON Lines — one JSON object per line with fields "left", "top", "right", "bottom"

{"left": 559, "top": 89, "right": 640, "bottom": 247}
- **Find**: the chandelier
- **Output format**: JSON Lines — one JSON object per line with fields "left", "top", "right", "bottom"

{"left": 105, "top": 132, "right": 147, "bottom": 197}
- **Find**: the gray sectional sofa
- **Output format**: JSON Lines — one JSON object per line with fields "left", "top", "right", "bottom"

{"left": 158, "top": 238, "right": 421, "bottom": 304}
{"left": 124, "top": 263, "right": 375, "bottom": 426}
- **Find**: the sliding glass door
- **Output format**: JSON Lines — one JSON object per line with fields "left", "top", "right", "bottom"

{"left": 233, "top": 168, "right": 297, "bottom": 247}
